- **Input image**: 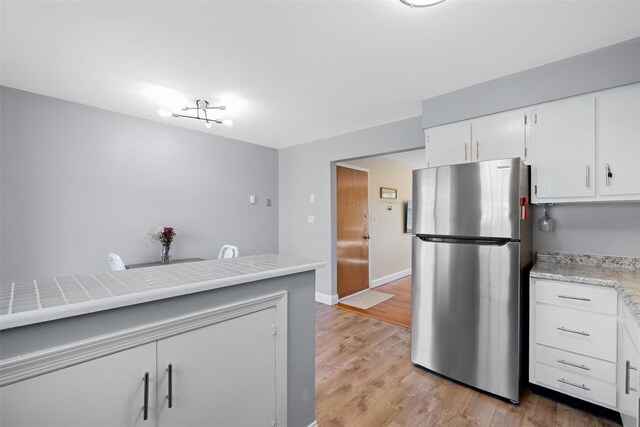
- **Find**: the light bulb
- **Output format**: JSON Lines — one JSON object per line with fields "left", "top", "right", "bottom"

{"left": 157, "top": 108, "right": 172, "bottom": 118}
{"left": 205, "top": 120, "right": 212, "bottom": 129}
{"left": 222, "top": 119, "right": 234, "bottom": 127}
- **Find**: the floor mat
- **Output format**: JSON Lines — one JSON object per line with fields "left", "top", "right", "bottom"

{"left": 339, "top": 290, "right": 394, "bottom": 310}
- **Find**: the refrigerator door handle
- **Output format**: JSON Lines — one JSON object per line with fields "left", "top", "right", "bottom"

{"left": 416, "top": 235, "right": 513, "bottom": 246}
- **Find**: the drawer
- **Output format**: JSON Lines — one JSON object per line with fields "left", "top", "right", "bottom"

{"left": 535, "top": 304, "right": 617, "bottom": 362}
{"left": 535, "top": 363, "right": 617, "bottom": 407}
{"left": 535, "top": 279, "right": 617, "bottom": 315}
{"left": 535, "top": 344, "right": 616, "bottom": 383}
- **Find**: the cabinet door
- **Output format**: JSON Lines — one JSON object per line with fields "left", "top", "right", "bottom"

{"left": 472, "top": 110, "right": 526, "bottom": 163}
{"left": 424, "top": 121, "right": 471, "bottom": 168}
{"left": 0, "top": 343, "right": 156, "bottom": 427}
{"left": 156, "top": 307, "right": 277, "bottom": 427}
{"left": 532, "top": 96, "right": 596, "bottom": 200}
{"left": 598, "top": 86, "right": 640, "bottom": 197}
{"left": 619, "top": 324, "right": 639, "bottom": 422}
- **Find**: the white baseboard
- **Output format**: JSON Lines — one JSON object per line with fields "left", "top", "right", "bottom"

{"left": 315, "top": 292, "right": 339, "bottom": 305}
{"left": 370, "top": 268, "right": 411, "bottom": 288}
{"left": 307, "top": 421, "right": 319, "bottom": 427}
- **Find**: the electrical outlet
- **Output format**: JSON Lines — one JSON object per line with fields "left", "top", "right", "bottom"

{"left": 308, "top": 215, "right": 315, "bottom": 224}
{"left": 309, "top": 193, "right": 315, "bottom": 203}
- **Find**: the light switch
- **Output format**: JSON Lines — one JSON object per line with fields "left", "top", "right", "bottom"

{"left": 267, "top": 199, "right": 272, "bottom": 207}
{"left": 309, "top": 193, "right": 315, "bottom": 203}
{"left": 308, "top": 215, "right": 315, "bottom": 224}
{"left": 249, "top": 195, "right": 256, "bottom": 204}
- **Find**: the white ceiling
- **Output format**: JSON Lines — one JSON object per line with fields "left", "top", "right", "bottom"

{"left": 2, "top": 1, "right": 640, "bottom": 149}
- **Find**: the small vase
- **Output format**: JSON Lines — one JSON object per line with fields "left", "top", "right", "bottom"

{"left": 161, "top": 243, "right": 171, "bottom": 264}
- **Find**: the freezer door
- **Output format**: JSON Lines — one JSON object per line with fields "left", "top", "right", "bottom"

{"left": 412, "top": 158, "right": 526, "bottom": 240}
{"left": 411, "top": 236, "right": 521, "bottom": 402}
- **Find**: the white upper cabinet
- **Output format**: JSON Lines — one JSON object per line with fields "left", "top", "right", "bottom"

{"left": 424, "top": 83, "right": 639, "bottom": 203}
{"left": 424, "top": 111, "right": 527, "bottom": 169}
{"left": 424, "top": 120, "right": 471, "bottom": 168}
{"left": 598, "top": 86, "right": 640, "bottom": 197}
{"left": 472, "top": 110, "right": 527, "bottom": 163}
{"left": 531, "top": 96, "right": 596, "bottom": 201}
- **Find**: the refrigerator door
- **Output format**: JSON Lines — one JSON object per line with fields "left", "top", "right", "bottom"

{"left": 411, "top": 236, "right": 521, "bottom": 402}
{"left": 412, "top": 158, "right": 526, "bottom": 240}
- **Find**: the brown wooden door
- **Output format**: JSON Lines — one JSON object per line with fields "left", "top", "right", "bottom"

{"left": 337, "top": 165, "right": 369, "bottom": 298}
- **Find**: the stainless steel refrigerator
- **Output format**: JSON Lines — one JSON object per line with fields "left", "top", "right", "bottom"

{"left": 411, "top": 158, "right": 532, "bottom": 403}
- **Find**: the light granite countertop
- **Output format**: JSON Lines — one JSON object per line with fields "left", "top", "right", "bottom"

{"left": 531, "top": 252, "right": 640, "bottom": 324}
{"left": 0, "top": 254, "right": 324, "bottom": 330}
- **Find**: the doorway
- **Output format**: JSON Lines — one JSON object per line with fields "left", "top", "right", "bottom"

{"left": 333, "top": 149, "right": 426, "bottom": 326}
{"left": 336, "top": 164, "right": 370, "bottom": 299}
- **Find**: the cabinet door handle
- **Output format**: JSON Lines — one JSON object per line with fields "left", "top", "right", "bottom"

{"left": 558, "top": 377, "right": 590, "bottom": 391}
{"left": 558, "top": 294, "right": 591, "bottom": 302}
{"left": 557, "top": 359, "right": 590, "bottom": 371}
{"left": 476, "top": 141, "right": 479, "bottom": 159}
{"left": 167, "top": 363, "right": 173, "bottom": 408}
{"left": 605, "top": 163, "right": 613, "bottom": 186}
{"left": 143, "top": 371, "right": 150, "bottom": 421}
{"left": 626, "top": 360, "right": 638, "bottom": 394}
{"left": 585, "top": 165, "right": 590, "bottom": 188}
{"left": 557, "top": 326, "right": 590, "bottom": 337}
{"left": 464, "top": 143, "right": 468, "bottom": 161}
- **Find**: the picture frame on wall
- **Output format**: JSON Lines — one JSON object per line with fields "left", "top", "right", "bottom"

{"left": 380, "top": 187, "right": 397, "bottom": 199}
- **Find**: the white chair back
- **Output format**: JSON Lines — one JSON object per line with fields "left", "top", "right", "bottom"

{"left": 108, "top": 252, "right": 126, "bottom": 271}
{"left": 218, "top": 245, "right": 239, "bottom": 259}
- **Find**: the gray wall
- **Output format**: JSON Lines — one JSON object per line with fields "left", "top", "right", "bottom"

{"left": 279, "top": 118, "right": 424, "bottom": 300}
{"left": 0, "top": 87, "right": 279, "bottom": 283}
{"left": 532, "top": 203, "right": 640, "bottom": 257}
{"left": 422, "top": 37, "right": 640, "bottom": 128}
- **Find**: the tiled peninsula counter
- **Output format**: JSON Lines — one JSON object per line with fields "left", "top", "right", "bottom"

{"left": 529, "top": 252, "right": 640, "bottom": 426}
{"left": 0, "top": 254, "right": 324, "bottom": 427}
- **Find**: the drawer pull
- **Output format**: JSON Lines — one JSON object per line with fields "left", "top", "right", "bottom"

{"left": 558, "top": 377, "right": 590, "bottom": 391}
{"left": 557, "top": 359, "right": 590, "bottom": 371}
{"left": 558, "top": 295, "right": 591, "bottom": 302}
{"left": 143, "top": 371, "right": 150, "bottom": 421}
{"left": 167, "top": 363, "right": 173, "bottom": 408}
{"left": 626, "top": 360, "right": 638, "bottom": 395}
{"left": 557, "top": 326, "right": 590, "bottom": 337}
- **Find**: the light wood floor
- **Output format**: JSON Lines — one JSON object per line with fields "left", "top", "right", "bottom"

{"left": 316, "top": 302, "right": 620, "bottom": 427}
{"left": 337, "top": 276, "right": 412, "bottom": 328}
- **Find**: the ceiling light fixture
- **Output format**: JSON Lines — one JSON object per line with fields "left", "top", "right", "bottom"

{"left": 399, "top": 0, "right": 447, "bottom": 8}
{"left": 158, "top": 99, "right": 233, "bottom": 127}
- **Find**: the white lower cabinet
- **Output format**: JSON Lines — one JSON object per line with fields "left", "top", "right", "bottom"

{"left": 0, "top": 294, "right": 286, "bottom": 427}
{"left": 530, "top": 278, "right": 619, "bottom": 409}
{"left": 0, "top": 343, "right": 157, "bottom": 427}
{"left": 535, "top": 363, "right": 617, "bottom": 407}
{"left": 619, "top": 302, "right": 640, "bottom": 427}
{"left": 156, "top": 307, "right": 277, "bottom": 427}
{"left": 531, "top": 277, "right": 640, "bottom": 421}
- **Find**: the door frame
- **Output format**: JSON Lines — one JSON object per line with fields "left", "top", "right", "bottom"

{"left": 335, "top": 162, "right": 371, "bottom": 300}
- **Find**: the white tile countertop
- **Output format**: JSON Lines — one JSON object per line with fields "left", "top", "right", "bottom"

{"left": 0, "top": 254, "right": 324, "bottom": 330}
{"left": 530, "top": 252, "right": 640, "bottom": 325}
